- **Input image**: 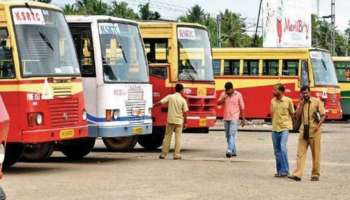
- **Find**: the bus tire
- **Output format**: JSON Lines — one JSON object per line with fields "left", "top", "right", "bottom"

{"left": 59, "top": 138, "right": 95, "bottom": 160}
{"left": 0, "top": 187, "right": 6, "bottom": 200}
{"left": 138, "top": 128, "right": 165, "bottom": 150}
{"left": 3, "top": 143, "right": 25, "bottom": 169}
{"left": 22, "top": 143, "right": 54, "bottom": 162}
{"left": 102, "top": 136, "right": 138, "bottom": 152}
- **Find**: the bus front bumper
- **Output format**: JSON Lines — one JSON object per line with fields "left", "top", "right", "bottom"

{"left": 88, "top": 120, "right": 152, "bottom": 138}
{"left": 21, "top": 125, "right": 89, "bottom": 143}
{"left": 186, "top": 116, "right": 216, "bottom": 128}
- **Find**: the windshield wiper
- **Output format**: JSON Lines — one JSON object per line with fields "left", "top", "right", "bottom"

{"left": 39, "top": 32, "right": 54, "bottom": 51}
{"left": 321, "top": 59, "right": 328, "bottom": 71}
{"left": 119, "top": 45, "right": 128, "bottom": 63}
{"left": 25, "top": 2, "right": 35, "bottom": 16}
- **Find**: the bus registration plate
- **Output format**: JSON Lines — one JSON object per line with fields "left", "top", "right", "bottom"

{"left": 59, "top": 129, "right": 74, "bottom": 139}
{"left": 199, "top": 118, "right": 207, "bottom": 127}
{"left": 132, "top": 127, "right": 143, "bottom": 135}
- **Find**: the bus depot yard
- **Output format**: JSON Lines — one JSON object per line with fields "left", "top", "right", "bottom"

{"left": 2, "top": 121, "right": 350, "bottom": 200}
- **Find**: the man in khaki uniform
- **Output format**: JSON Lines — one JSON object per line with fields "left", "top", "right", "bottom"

{"left": 289, "top": 86, "right": 326, "bottom": 181}
{"left": 154, "top": 84, "right": 189, "bottom": 160}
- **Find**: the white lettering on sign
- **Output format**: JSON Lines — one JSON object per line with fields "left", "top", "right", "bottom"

{"left": 12, "top": 8, "right": 45, "bottom": 25}
{"left": 99, "top": 23, "right": 120, "bottom": 35}
{"left": 178, "top": 27, "right": 196, "bottom": 40}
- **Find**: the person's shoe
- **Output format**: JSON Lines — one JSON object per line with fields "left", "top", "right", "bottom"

{"left": 226, "top": 152, "right": 232, "bottom": 158}
{"left": 173, "top": 156, "right": 182, "bottom": 160}
{"left": 311, "top": 176, "right": 320, "bottom": 181}
{"left": 274, "top": 173, "right": 288, "bottom": 178}
{"left": 159, "top": 155, "right": 166, "bottom": 159}
{"left": 231, "top": 153, "right": 237, "bottom": 157}
{"left": 288, "top": 175, "right": 302, "bottom": 181}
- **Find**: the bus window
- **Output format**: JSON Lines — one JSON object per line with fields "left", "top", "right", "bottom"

{"left": 70, "top": 25, "right": 96, "bottom": 77}
{"left": 150, "top": 66, "right": 167, "bottom": 79}
{"left": 0, "top": 28, "right": 15, "bottom": 79}
{"left": 282, "top": 60, "right": 299, "bottom": 76}
{"left": 224, "top": 60, "right": 240, "bottom": 75}
{"left": 212, "top": 59, "right": 221, "bottom": 76}
{"left": 243, "top": 60, "right": 259, "bottom": 76}
{"left": 263, "top": 60, "right": 278, "bottom": 76}
{"left": 335, "top": 62, "right": 350, "bottom": 82}
{"left": 301, "top": 60, "right": 309, "bottom": 86}
{"left": 144, "top": 39, "right": 168, "bottom": 64}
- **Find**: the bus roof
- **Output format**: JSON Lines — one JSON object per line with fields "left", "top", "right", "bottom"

{"left": 138, "top": 21, "right": 207, "bottom": 30}
{"left": 66, "top": 15, "right": 138, "bottom": 25}
{"left": 0, "top": 0, "right": 61, "bottom": 12}
{"left": 332, "top": 56, "right": 350, "bottom": 62}
{"left": 212, "top": 47, "right": 329, "bottom": 54}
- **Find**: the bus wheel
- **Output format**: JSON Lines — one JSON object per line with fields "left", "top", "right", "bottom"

{"left": 102, "top": 136, "right": 138, "bottom": 152}
{"left": 22, "top": 143, "right": 54, "bottom": 162}
{"left": 3, "top": 143, "right": 25, "bottom": 169}
{"left": 59, "top": 138, "right": 95, "bottom": 160}
{"left": 138, "top": 128, "right": 165, "bottom": 150}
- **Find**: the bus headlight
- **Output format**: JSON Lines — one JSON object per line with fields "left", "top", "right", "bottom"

{"left": 82, "top": 110, "right": 87, "bottom": 121}
{"left": 35, "top": 113, "right": 43, "bottom": 125}
{"left": 132, "top": 108, "right": 140, "bottom": 116}
{"left": 0, "top": 144, "right": 4, "bottom": 164}
{"left": 113, "top": 109, "right": 120, "bottom": 120}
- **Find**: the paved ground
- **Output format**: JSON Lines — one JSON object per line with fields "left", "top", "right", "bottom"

{"left": 2, "top": 122, "right": 350, "bottom": 200}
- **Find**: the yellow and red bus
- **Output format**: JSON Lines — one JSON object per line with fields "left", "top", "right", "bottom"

{"left": 139, "top": 22, "right": 216, "bottom": 149}
{"left": 333, "top": 56, "right": 350, "bottom": 118}
{"left": 212, "top": 48, "right": 342, "bottom": 120}
{"left": 0, "top": 1, "right": 91, "bottom": 166}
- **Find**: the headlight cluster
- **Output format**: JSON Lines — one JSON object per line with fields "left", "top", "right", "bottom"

{"left": 106, "top": 109, "right": 120, "bottom": 121}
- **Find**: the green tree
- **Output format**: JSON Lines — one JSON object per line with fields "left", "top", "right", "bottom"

{"left": 178, "top": 5, "right": 207, "bottom": 24}
{"left": 109, "top": 1, "right": 138, "bottom": 19}
{"left": 178, "top": 5, "right": 219, "bottom": 46}
{"left": 219, "top": 9, "right": 252, "bottom": 47}
{"left": 63, "top": 4, "right": 79, "bottom": 15}
{"left": 138, "top": 3, "right": 160, "bottom": 20}
{"left": 75, "top": 0, "right": 109, "bottom": 15}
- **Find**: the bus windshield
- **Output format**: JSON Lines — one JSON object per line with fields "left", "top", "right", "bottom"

{"left": 310, "top": 51, "right": 338, "bottom": 86}
{"left": 177, "top": 27, "right": 213, "bottom": 81}
{"left": 334, "top": 61, "right": 350, "bottom": 82}
{"left": 12, "top": 8, "right": 80, "bottom": 77}
{"left": 99, "top": 22, "right": 148, "bottom": 83}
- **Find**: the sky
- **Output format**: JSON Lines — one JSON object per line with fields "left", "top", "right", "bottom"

{"left": 52, "top": 0, "right": 349, "bottom": 32}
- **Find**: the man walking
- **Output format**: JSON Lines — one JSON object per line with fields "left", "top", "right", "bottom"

{"left": 218, "top": 82, "right": 245, "bottom": 158}
{"left": 270, "top": 84, "right": 295, "bottom": 177}
{"left": 288, "top": 86, "right": 326, "bottom": 181}
{"left": 154, "top": 83, "right": 188, "bottom": 160}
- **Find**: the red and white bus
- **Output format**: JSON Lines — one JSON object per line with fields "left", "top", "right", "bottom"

{"left": 0, "top": 1, "right": 91, "bottom": 166}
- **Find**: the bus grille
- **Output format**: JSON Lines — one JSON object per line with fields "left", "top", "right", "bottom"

{"left": 125, "top": 100, "right": 146, "bottom": 116}
{"left": 187, "top": 96, "right": 217, "bottom": 115}
{"left": 52, "top": 86, "right": 73, "bottom": 98}
{"left": 48, "top": 98, "right": 80, "bottom": 128}
{"left": 128, "top": 86, "right": 144, "bottom": 101}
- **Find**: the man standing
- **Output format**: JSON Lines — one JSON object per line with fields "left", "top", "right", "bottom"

{"left": 218, "top": 82, "right": 245, "bottom": 158}
{"left": 270, "top": 84, "right": 295, "bottom": 177}
{"left": 154, "top": 83, "right": 188, "bottom": 160}
{"left": 288, "top": 86, "right": 326, "bottom": 181}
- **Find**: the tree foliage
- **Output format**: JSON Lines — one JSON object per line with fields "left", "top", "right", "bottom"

{"left": 178, "top": 5, "right": 255, "bottom": 48}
